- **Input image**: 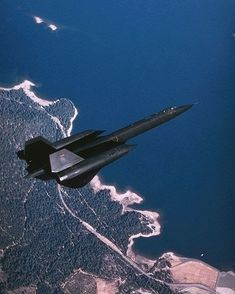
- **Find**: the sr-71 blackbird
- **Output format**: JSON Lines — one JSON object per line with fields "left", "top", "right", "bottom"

{"left": 17, "top": 105, "right": 192, "bottom": 188}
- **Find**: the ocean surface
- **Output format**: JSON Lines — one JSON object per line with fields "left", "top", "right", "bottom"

{"left": 1, "top": 0, "right": 235, "bottom": 270}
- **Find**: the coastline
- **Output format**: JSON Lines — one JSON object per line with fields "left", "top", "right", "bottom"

{"left": 1, "top": 81, "right": 234, "bottom": 294}
{"left": 0, "top": 80, "right": 162, "bottom": 268}
{"left": 0, "top": 80, "right": 78, "bottom": 138}
{"left": 90, "top": 175, "right": 161, "bottom": 263}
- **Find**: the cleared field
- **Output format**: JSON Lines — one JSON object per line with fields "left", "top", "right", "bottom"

{"left": 171, "top": 261, "right": 219, "bottom": 289}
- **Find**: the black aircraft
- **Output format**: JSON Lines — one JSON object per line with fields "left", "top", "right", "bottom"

{"left": 17, "top": 105, "right": 192, "bottom": 188}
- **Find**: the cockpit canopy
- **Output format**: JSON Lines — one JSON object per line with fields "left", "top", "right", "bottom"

{"left": 158, "top": 106, "right": 177, "bottom": 115}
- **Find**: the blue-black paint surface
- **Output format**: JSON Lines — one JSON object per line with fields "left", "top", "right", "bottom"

{"left": 1, "top": 0, "right": 235, "bottom": 270}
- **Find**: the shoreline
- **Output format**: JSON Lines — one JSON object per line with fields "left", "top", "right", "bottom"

{"left": 0, "top": 80, "right": 161, "bottom": 267}
{"left": 90, "top": 175, "right": 161, "bottom": 264}
{"left": 1, "top": 80, "right": 233, "bottom": 280}
{"left": 0, "top": 80, "right": 54, "bottom": 107}
{"left": 0, "top": 80, "right": 78, "bottom": 138}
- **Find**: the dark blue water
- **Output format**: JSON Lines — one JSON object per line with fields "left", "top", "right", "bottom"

{"left": 1, "top": 0, "right": 235, "bottom": 270}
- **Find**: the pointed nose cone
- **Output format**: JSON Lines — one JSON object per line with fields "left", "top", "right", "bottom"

{"left": 176, "top": 104, "right": 193, "bottom": 114}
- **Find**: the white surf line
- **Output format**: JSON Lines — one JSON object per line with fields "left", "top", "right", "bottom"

{"left": 67, "top": 106, "right": 78, "bottom": 136}
{"left": 14, "top": 80, "right": 53, "bottom": 106}
{"left": 0, "top": 80, "right": 75, "bottom": 138}
{"left": 58, "top": 185, "right": 165, "bottom": 285}
{"left": 90, "top": 176, "right": 143, "bottom": 213}
{"left": 90, "top": 176, "right": 161, "bottom": 261}
{"left": 1, "top": 81, "right": 65, "bottom": 135}
{"left": 126, "top": 210, "right": 160, "bottom": 261}
{"left": 48, "top": 115, "right": 67, "bottom": 137}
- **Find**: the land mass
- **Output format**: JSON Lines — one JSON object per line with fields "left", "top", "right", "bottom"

{"left": 0, "top": 81, "right": 234, "bottom": 294}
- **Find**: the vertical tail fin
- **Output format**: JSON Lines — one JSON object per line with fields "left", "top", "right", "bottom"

{"left": 19, "top": 136, "right": 55, "bottom": 163}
